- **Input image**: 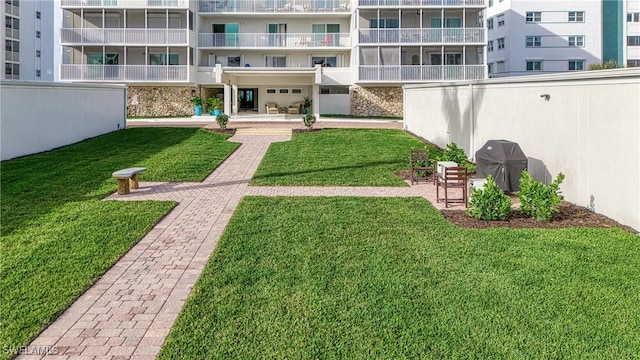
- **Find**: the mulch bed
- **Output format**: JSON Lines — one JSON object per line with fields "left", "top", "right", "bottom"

{"left": 206, "top": 128, "right": 236, "bottom": 135}
{"left": 395, "top": 170, "right": 636, "bottom": 233}
{"left": 443, "top": 202, "right": 637, "bottom": 233}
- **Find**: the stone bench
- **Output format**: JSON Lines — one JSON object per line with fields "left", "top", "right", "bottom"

{"left": 112, "top": 167, "right": 147, "bottom": 194}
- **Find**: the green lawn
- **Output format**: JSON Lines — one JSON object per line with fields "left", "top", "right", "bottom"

{"left": 160, "top": 196, "right": 640, "bottom": 359}
{"left": 251, "top": 129, "right": 435, "bottom": 186}
{"left": 0, "top": 128, "right": 239, "bottom": 355}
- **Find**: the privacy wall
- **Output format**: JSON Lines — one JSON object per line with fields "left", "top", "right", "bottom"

{"left": 404, "top": 69, "right": 640, "bottom": 231}
{"left": 1, "top": 81, "right": 126, "bottom": 161}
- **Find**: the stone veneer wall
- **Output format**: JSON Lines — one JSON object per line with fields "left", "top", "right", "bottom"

{"left": 350, "top": 85, "right": 403, "bottom": 117}
{"left": 127, "top": 86, "right": 197, "bottom": 117}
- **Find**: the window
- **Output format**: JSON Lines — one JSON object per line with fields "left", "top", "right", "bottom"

{"left": 568, "top": 60, "right": 584, "bottom": 71}
{"left": 370, "top": 18, "right": 399, "bottom": 28}
{"left": 320, "top": 86, "right": 348, "bottom": 94}
{"left": 628, "top": 59, "right": 640, "bottom": 67}
{"left": 487, "top": 40, "right": 494, "bottom": 51}
{"left": 497, "top": 37, "right": 505, "bottom": 49}
{"left": 214, "top": 55, "right": 240, "bottom": 67}
{"left": 5, "top": 63, "right": 19, "bottom": 76}
{"left": 628, "top": 13, "right": 640, "bottom": 22}
{"left": 568, "top": 11, "right": 584, "bottom": 22}
{"left": 5, "top": 39, "right": 19, "bottom": 52}
{"left": 497, "top": 14, "right": 505, "bottom": 26}
{"left": 36, "top": 69, "right": 41, "bottom": 77}
{"left": 278, "top": 88, "right": 289, "bottom": 94}
{"left": 265, "top": 55, "right": 287, "bottom": 67}
{"left": 149, "top": 54, "right": 178, "bottom": 65}
{"left": 496, "top": 60, "right": 505, "bottom": 73}
{"left": 35, "top": 11, "right": 40, "bottom": 19}
{"left": 526, "top": 60, "right": 542, "bottom": 71}
{"left": 488, "top": 63, "right": 494, "bottom": 74}
{"left": 628, "top": 36, "right": 640, "bottom": 46}
{"left": 36, "top": 50, "right": 41, "bottom": 57}
{"left": 525, "top": 36, "right": 541, "bottom": 47}
{"left": 487, "top": 18, "right": 493, "bottom": 29}
{"left": 568, "top": 35, "right": 584, "bottom": 47}
{"left": 428, "top": 53, "right": 461, "bottom": 65}
{"left": 36, "top": 30, "right": 40, "bottom": 38}
{"left": 488, "top": 0, "right": 493, "bottom": 6}
{"left": 291, "top": 88, "right": 302, "bottom": 94}
{"left": 312, "top": 56, "right": 337, "bottom": 67}
{"left": 266, "top": 88, "right": 276, "bottom": 94}
{"left": 526, "top": 11, "right": 541, "bottom": 23}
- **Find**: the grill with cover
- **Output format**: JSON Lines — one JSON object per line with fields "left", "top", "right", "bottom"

{"left": 475, "top": 140, "right": 527, "bottom": 192}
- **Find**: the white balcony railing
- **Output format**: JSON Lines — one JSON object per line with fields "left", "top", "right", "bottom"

{"left": 5, "top": 28, "right": 20, "bottom": 40}
{"left": 60, "top": 65, "right": 189, "bottom": 81}
{"left": 5, "top": 51, "right": 19, "bottom": 62}
{"left": 199, "top": 0, "right": 350, "bottom": 13}
{"left": 359, "top": 28, "right": 484, "bottom": 44}
{"left": 358, "top": 0, "right": 486, "bottom": 6}
{"left": 5, "top": 3, "right": 19, "bottom": 16}
{"left": 60, "top": 0, "right": 188, "bottom": 7}
{"left": 60, "top": 28, "right": 189, "bottom": 45}
{"left": 358, "top": 65, "right": 485, "bottom": 81}
{"left": 198, "top": 32, "right": 350, "bottom": 48}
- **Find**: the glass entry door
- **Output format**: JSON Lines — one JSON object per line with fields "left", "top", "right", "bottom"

{"left": 238, "top": 88, "right": 257, "bottom": 112}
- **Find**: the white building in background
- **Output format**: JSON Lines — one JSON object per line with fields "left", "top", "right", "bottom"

{"left": 628, "top": 0, "right": 640, "bottom": 67}
{"left": 55, "top": 0, "right": 487, "bottom": 117}
{"left": 1, "top": 0, "right": 55, "bottom": 81}
{"left": 486, "top": 0, "right": 626, "bottom": 77}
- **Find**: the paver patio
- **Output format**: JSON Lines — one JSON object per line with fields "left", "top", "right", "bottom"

{"left": 21, "top": 128, "right": 461, "bottom": 359}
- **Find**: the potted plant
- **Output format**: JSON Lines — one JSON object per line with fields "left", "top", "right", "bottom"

{"left": 208, "top": 97, "right": 224, "bottom": 116}
{"left": 302, "top": 96, "right": 312, "bottom": 114}
{"left": 190, "top": 95, "right": 204, "bottom": 116}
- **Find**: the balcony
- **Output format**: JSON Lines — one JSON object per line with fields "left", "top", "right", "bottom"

{"left": 4, "top": 3, "right": 19, "bottom": 15}
{"left": 358, "top": 0, "right": 485, "bottom": 6}
{"left": 60, "top": 0, "right": 188, "bottom": 8}
{"left": 5, "top": 28, "right": 20, "bottom": 40}
{"left": 198, "top": 32, "right": 350, "bottom": 48}
{"left": 61, "top": 28, "right": 190, "bottom": 45}
{"left": 198, "top": 0, "right": 350, "bottom": 13}
{"left": 60, "top": 65, "right": 189, "bottom": 82}
{"left": 5, "top": 51, "right": 19, "bottom": 62}
{"left": 359, "top": 28, "right": 484, "bottom": 44}
{"left": 358, "top": 64, "right": 485, "bottom": 82}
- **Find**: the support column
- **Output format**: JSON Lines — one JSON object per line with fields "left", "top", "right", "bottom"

{"left": 312, "top": 84, "right": 320, "bottom": 118}
{"left": 231, "top": 85, "right": 238, "bottom": 115}
{"left": 223, "top": 83, "right": 231, "bottom": 115}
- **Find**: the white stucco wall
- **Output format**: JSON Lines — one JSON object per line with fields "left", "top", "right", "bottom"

{"left": 404, "top": 68, "right": 640, "bottom": 231}
{"left": 1, "top": 81, "right": 126, "bottom": 161}
{"left": 319, "top": 94, "right": 349, "bottom": 114}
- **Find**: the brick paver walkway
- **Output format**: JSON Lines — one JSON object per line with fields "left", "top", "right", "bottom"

{"left": 23, "top": 130, "right": 460, "bottom": 359}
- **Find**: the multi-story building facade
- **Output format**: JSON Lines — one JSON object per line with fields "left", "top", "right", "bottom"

{"left": 486, "top": 0, "right": 625, "bottom": 77}
{"left": 628, "top": 0, "right": 640, "bottom": 67}
{"left": 2, "top": 0, "right": 54, "bottom": 81}
{"left": 56, "top": 0, "right": 486, "bottom": 117}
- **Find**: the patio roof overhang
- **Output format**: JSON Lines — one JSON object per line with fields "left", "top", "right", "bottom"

{"left": 217, "top": 66, "right": 322, "bottom": 86}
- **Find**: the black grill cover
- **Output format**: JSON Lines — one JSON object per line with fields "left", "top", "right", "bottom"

{"left": 475, "top": 140, "right": 527, "bottom": 192}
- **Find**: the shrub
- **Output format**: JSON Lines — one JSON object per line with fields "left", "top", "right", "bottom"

{"left": 588, "top": 60, "right": 622, "bottom": 70}
{"left": 216, "top": 113, "right": 229, "bottom": 130}
{"left": 518, "top": 171, "right": 565, "bottom": 221}
{"left": 437, "top": 142, "right": 475, "bottom": 171}
{"left": 466, "top": 175, "right": 512, "bottom": 221}
{"left": 303, "top": 113, "right": 316, "bottom": 129}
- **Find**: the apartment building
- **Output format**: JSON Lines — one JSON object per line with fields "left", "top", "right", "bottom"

{"left": 486, "top": 0, "right": 625, "bottom": 77}
{"left": 2, "top": 0, "right": 54, "bottom": 81}
{"left": 55, "top": 0, "right": 486, "bottom": 117}
{"left": 628, "top": 0, "right": 640, "bottom": 67}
